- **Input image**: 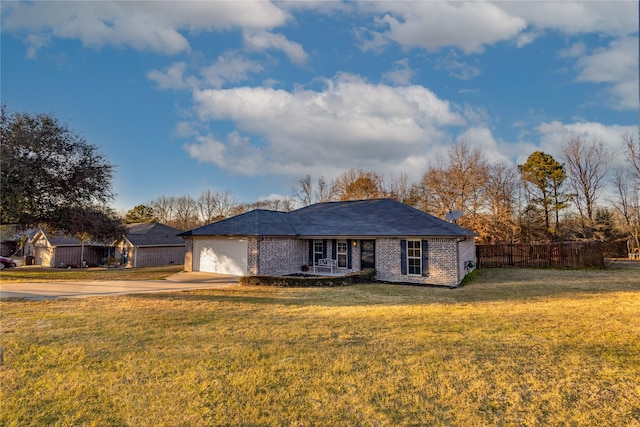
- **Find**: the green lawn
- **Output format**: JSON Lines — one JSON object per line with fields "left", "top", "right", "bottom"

{"left": 1, "top": 263, "right": 639, "bottom": 426}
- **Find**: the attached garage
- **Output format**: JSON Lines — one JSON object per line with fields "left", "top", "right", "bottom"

{"left": 193, "top": 238, "right": 248, "bottom": 275}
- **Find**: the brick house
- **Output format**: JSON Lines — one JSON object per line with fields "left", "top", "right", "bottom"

{"left": 115, "top": 223, "right": 185, "bottom": 268}
{"left": 180, "top": 199, "right": 476, "bottom": 287}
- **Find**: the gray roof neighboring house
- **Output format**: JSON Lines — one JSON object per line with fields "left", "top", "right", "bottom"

{"left": 32, "top": 229, "right": 104, "bottom": 247}
{"left": 124, "top": 223, "right": 185, "bottom": 247}
{"left": 181, "top": 198, "right": 475, "bottom": 238}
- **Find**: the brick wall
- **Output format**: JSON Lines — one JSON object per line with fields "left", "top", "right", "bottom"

{"left": 376, "top": 237, "right": 462, "bottom": 287}
{"left": 183, "top": 238, "right": 193, "bottom": 272}
{"left": 247, "top": 237, "right": 258, "bottom": 275}
{"left": 457, "top": 238, "right": 476, "bottom": 281}
{"left": 258, "top": 237, "right": 307, "bottom": 275}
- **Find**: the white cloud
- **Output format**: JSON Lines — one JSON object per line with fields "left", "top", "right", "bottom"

{"left": 536, "top": 120, "right": 638, "bottom": 167}
{"left": 2, "top": 1, "right": 289, "bottom": 55}
{"left": 515, "top": 30, "right": 543, "bottom": 48}
{"left": 184, "top": 131, "right": 264, "bottom": 175}
{"left": 575, "top": 36, "right": 639, "bottom": 110}
{"left": 148, "top": 52, "right": 264, "bottom": 91}
{"left": 201, "top": 52, "right": 264, "bottom": 88}
{"left": 364, "top": 2, "right": 526, "bottom": 53}
{"left": 243, "top": 30, "right": 308, "bottom": 65}
{"left": 185, "top": 73, "right": 465, "bottom": 178}
{"left": 382, "top": 58, "right": 415, "bottom": 85}
{"left": 147, "top": 62, "right": 194, "bottom": 90}
{"left": 502, "top": 1, "right": 638, "bottom": 38}
{"left": 356, "top": 1, "right": 637, "bottom": 54}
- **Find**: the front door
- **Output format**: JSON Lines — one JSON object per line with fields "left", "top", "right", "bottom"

{"left": 360, "top": 240, "right": 375, "bottom": 269}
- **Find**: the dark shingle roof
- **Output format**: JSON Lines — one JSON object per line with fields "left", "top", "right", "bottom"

{"left": 181, "top": 199, "right": 475, "bottom": 238}
{"left": 181, "top": 210, "right": 298, "bottom": 237}
{"left": 291, "top": 199, "right": 473, "bottom": 237}
{"left": 44, "top": 232, "right": 84, "bottom": 246}
{"left": 125, "top": 223, "right": 185, "bottom": 246}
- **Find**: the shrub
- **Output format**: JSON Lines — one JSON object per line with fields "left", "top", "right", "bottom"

{"left": 240, "top": 269, "right": 376, "bottom": 287}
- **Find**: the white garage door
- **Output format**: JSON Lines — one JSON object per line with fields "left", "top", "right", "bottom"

{"left": 194, "top": 238, "right": 248, "bottom": 275}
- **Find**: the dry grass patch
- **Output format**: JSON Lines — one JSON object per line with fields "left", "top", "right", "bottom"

{"left": 0, "top": 265, "right": 183, "bottom": 282}
{"left": 1, "top": 265, "right": 639, "bottom": 426}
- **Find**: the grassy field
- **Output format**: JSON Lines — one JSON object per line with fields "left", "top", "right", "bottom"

{"left": 0, "top": 264, "right": 184, "bottom": 282}
{"left": 1, "top": 263, "right": 639, "bottom": 426}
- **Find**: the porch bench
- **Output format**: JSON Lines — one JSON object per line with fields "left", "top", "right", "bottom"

{"left": 314, "top": 258, "right": 337, "bottom": 274}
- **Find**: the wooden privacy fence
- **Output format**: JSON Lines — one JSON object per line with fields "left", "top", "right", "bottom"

{"left": 476, "top": 241, "right": 605, "bottom": 268}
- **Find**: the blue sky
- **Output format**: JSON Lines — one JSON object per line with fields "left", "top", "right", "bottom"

{"left": 2, "top": 1, "right": 638, "bottom": 212}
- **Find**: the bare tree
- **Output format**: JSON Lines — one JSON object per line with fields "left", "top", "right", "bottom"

{"left": 315, "top": 176, "right": 335, "bottom": 202}
{"left": 174, "top": 195, "right": 198, "bottom": 231}
{"left": 293, "top": 175, "right": 313, "bottom": 206}
{"left": 613, "top": 134, "right": 640, "bottom": 253}
{"left": 235, "top": 198, "right": 295, "bottom": 214}
{"left": 418, "top": 141, "right": 489, "bottom": 220}
{"left": 197, "top": 190, "right": 237, "bottom": 224}
{"left": 484, "top": 162, "right": 521, "bottom": 243}
{"left": 561, "top": 136, "right": 612, "bottom": 228}
{"left": 197, "top": 190, "right": 218, "bottom": 225}
{"left": 150, "top": 195, "right": 176, "bottom": 225}
{"left": 624, "top": 134, "right": 640, "bottom": 181}
{"left": 387, "top": 172, "right": 414, "bottom": 205}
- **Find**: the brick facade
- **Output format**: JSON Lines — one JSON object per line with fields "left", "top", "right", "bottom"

{"left": 256, "top": 237, "right": 307, "bottom": 276}
{"left": 376, "top": 237, "right": 471, "bottom": 287}
{"left": 457, "top": 238, "right": 476, "bottom": 282}
{"left": 184, "top": 235, "right": 474, "bottom": 286}
{"left": 183, "top": 238, "right": 193, "bottom": 272}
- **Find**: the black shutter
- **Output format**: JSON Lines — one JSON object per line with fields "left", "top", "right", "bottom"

{"left": 308, "top": 240, "right": 313, "bottom": 265}
{"left": 421, "top": 240, "right": 429, "bottom": 277}
{"left": 332, "top": 239, "right": 337, "bottom": 260}
{"left": 400, "top": 239, "right": 407, "bottom": 275}
{"left": 347, "top": 240, "right": 352, "bottom": 269}
{"left": 322, "top": 240, "right": 327, "bottom": 258}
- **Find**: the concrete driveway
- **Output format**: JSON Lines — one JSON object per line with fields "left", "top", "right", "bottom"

{"left": 0, "top": 272, "right": 239, "bottom": 300}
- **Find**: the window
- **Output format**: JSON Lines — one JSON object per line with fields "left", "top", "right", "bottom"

{"left": 314, "top": 240, "right": 324, "bottom": 265}
{"left": 407, "top": 240, "right": 421, "bottom": 275}
{"left": 337, "top": 240, "right": 348, "bottom": 268}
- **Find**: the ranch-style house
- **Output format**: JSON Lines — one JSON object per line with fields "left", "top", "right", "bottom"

{"left": 180, "top": 198, "right": 477, "bottom": 287}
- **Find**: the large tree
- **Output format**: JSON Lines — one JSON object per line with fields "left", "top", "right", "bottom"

{"left": 417, "top": 142, "right": 489, "bottom": 225}
{"left": 613, "top": 134, "right": 640, "bottom": 252}
{"left": 1, "top": 106, "right": 120, "bottom": 239}
{"left": 197, "top": 190, "right": 237, "bottom": 224}
{"left": 518, "top": 151, "right": 569, "bottom": 237}
{"left": 124, "top": 204, "right": 157, "bottom": 224}
{"left": 333, "top": 169, "right": 385, "bottom": 201}
{"left": 483, "top": 162, "right": 521, "bottom": 243}
{"left": 561, "top": 136, "right": 611, "bottom": 229}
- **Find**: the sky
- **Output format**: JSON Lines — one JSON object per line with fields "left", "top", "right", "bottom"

{"left": 1, "top": 1, "right": 639, "bottom": 212}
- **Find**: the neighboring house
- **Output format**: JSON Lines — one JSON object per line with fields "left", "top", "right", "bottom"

{"left": 31, "top": 229, "right": 107, "bottom": 268}
{"left": 180, "top": 198, "right": 477, "bottom": 287}
{"left": 116, "top": 223, "right": 185, "bottom": 268}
